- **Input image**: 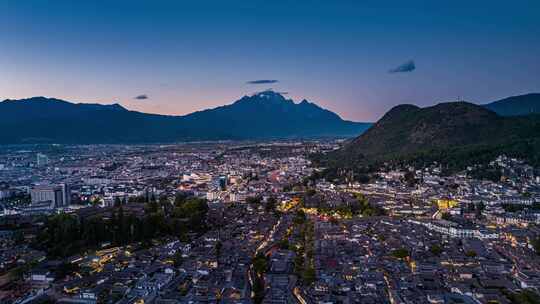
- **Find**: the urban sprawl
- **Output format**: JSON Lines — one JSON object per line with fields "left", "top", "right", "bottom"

{"left": 1, "top": 142, "right": 539, "bottom": 304}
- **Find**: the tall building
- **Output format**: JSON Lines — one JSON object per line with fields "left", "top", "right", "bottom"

{"left": 211, "top": 176, "right": 228, "bottom": 191}
{"left": 0, "top": 188, "right": 14, "bottom": 200}
{"left": 219, "top": 176, "right": 227, "bottom": 191}
{"left": 60, "top": 183, "right": 71, "bottom": 206}
{"left": 36, "top": 153, "right": 49, "bottom": 167}
{"left": 30, "top": 183, "right": 70, "bottom": 208}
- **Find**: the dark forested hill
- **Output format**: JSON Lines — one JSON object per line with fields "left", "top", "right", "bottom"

{"left": 321, "top": 101, "right": 540, "bottom": 174}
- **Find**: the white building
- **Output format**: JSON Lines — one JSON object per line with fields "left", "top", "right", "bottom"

{"left": 36, "top": 153, "right": 49, "bottom": 167}
{"left": 30, "top": 184, "right": 70, "bottom": 208}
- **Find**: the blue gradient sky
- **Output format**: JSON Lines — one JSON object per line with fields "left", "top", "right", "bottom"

{"left": 1, "top": 0, "right": 539, "bottom": 121}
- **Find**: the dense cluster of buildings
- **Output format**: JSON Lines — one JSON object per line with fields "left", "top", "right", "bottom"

{"left": 0, "top": 143, "right": 539, "bottom": 304}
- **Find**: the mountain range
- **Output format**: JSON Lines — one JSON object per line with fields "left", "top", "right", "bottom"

{"left": 2, "top": 91, "right": 539, "bottom": 148}
{"left": 321, "top": 93, "right": 540, "bottom": 173}
{"left": 483, "top": 93, "right": 540, "bottom": 116}
{"left": 0, "top": 91, "right": 371, "bottom": 144}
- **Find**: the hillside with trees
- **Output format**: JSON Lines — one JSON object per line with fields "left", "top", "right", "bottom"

{"left": 316, "top": 101, "right": 540, "bottom": 179}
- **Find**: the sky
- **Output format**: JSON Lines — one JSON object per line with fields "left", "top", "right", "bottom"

{"left": 1, "top": 0, "right": 539, "bottom": 121}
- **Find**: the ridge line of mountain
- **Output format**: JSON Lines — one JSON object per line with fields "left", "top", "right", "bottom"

{"left": 0, "top": 91, "right": 372, "bottom": 144}
{"left": 317, "top": 94, "right": 540, "bottom": 178}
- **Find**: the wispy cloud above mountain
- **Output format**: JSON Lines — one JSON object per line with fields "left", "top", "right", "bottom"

{"left": 389, "top": 60, "right": 416, "bottom": 73}
{"left": 134, "top": 94, "right": 149, "bottom": 100}
{"left": 246, "top": 80, "right": 279, "bottom": 84}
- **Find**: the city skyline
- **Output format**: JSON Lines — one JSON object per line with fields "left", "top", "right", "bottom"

{"left": 1, "top": 0, "right": 539, "bottom": 121}
{"left": 2, "top": 2, "right": 540, "bottom": 303}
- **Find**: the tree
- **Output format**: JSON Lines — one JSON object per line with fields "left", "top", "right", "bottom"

{"left": 465, "top": 250, "right": 477, "bottom": 258}
{"left": 173, "top": 251, "right": 184, "bottom": 267}
{"left": 430, "top": 244, "right": 443, "bottom": 256}
{"left": 441, "top": 213, "right": 452, "bottom": 221}
{"left": 531, "top": 237, "right": 540, "bottom": 255}
{"left": 128, "top": 195, "right": 146, "bottom": 203}
{"left": 303, "top": 266, "right": 316, "bottom": 285}
{"left": 54, "top": 262, "right": 80, "bottom": 280}
{"left": 476, "top": 201, "right": 486, "bottom": 218}
{"left": 265, "top": 197, "right": 277, "bottom": 213}
{"left": 252, "top": 275, "right": 265, "bottom": 304}
{"left": 353, "top": 194, "right": 387, "bottom": 217}
{"left": 114, "top": 197, "right": 123, "bottom": 207}
{"left": 252, "top": 253, "right": 268, "bottom": 274}
{"left": 293, "top": 210, "right": 307, "bottom": 225}
{"left": 391, "top": 248, "right": 409, "bottom": 259}
{"left": 278, "top": 239, "right": 290, "bottom": 250}
{"left": 294, "top": 252, "right": 305, "bottom": 276}
{"left": 357, "top": 174, "right": 370, "bottom": 184}
{"left": 404, "top": 170, "right": 417, "bottom": 187}
{"left": 172, "top": 197, "right": 209, "bottom": 231}
{"left": 505, "top": 289, "right": 540, "bottom": 304}
{"left": 174, "top": 192, "right": 188, "bottom": 206}
{"left": 252, "top": 252, "right": 268, "bottom": 304}
{"left": 145, "top": 200, "right": 159, "bottom": 213}
{"left": 13, "top": 230, "right": 25, "bottom": 245}
{"left": 38, "top": 196, "right": 209, "bottom": 258}
{"left": 246, "top": 196, "right": 262, "bottom": 205}
{"left": 215, "top": 241, "right": 222, "bottom": 259}
{"left": 90, "top": 197, "right": 102, "bottom": 206}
